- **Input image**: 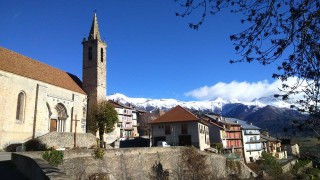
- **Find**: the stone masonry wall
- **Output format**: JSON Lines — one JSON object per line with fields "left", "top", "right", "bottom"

{"left": 18, "top": 147, "right": 255, "bottom": 179}
{"left": 36, "top": 132, "right": 96, "bottom": 149}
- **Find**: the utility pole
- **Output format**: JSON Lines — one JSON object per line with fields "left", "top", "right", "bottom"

{"left": 73, "top": 114, "right": 80, "bottom": 149}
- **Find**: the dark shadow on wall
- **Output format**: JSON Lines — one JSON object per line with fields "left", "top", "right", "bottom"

{"left": 119, "top": 137, "right": 150, "bottom": 148}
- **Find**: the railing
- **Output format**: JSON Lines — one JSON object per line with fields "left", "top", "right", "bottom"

{"left": 244, "top": 130, "right": 260, "bottom": 135}
{"left": 124, "top": 124, "right": 133, "bottom": 130}
{"left": 246, "top": 148, "right": 263, "bottom": 152}
{"left": 225, "top": 145, "right": 243, "bottom": 149}
{"left": 246, "top": 140, "right": 261, "bottom": 143}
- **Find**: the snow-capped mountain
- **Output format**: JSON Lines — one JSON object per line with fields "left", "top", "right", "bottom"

{"left": 108, "top": 93, "right": 307, "bottom": 134}
{"left": 108, "top": 93, "right": 293, "bottom": 113}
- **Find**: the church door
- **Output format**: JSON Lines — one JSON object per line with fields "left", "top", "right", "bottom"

{"left": 50, "top": 119, "right": 57, "bottom": 132}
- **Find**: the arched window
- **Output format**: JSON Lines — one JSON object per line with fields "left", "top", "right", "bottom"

{"left": 16, "top": 91, "right": 26, "bottom": 122}
{"left": 101, "top": 48, "right": 104, "bottom": 62}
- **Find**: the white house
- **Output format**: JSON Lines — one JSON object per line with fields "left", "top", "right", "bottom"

{"left": 239, "top": 121, "right": 263, "bottom": 163}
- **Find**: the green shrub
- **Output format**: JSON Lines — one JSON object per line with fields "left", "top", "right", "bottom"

{"left": 92, "top": 147, "right": 104, "bottom": 159}
{"left": 211, "top": 143, "right": 223, "bottom": 152}
{"left": 42, "top": 150, "right": 64, "bottom": 167}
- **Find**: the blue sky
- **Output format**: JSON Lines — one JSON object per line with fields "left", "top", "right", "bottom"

{"left": 0, "top": 0, "right": 282, "bottom": 101}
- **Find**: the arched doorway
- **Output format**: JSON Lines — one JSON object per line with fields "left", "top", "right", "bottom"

{"left": 50, "top": 103, "right": 68, "bottom": 132}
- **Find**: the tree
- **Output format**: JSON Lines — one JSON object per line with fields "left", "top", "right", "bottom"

{"left": 88, "top": 100, "right": 118, "bottom": 147}
{"left": 261, "top": 152, "right": 283, "bottom": 177}
{"left": 175, "top": 1, "right": 320, "bottom": 121}
{"left": 180, "top": 146, "right": 210, "bottom": 179}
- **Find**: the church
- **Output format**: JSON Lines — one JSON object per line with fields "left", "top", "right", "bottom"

{"left": 0, "top": 13, "right": 107, "bottom": 149}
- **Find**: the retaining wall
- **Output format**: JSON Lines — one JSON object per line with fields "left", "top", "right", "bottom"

{"left": 13, "top": 147, "right": 256, "bottom": 179}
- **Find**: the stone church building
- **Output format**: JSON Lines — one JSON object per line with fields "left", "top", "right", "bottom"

{"left": 0, "top": 13, "right": 107, "bottom": 149}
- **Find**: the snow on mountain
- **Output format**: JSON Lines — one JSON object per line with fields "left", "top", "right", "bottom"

{"left": 108, "top": 93, "right": 293, "bottom": 112}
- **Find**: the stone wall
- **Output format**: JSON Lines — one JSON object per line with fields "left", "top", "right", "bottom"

{"left": 17, "top": 147, "right": 256, "bottom": 179}
{"left": 36, "top": 132, "right": 96, "bottom": 149}
{"left": 282, "top": 158, "right": 299, "bottom": 173}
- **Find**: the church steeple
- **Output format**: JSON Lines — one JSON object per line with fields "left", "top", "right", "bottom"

{"left": 89, "top": 13, "right": 101, "bottom": 41}
{"left": 82, "top": 13, "right": 107, "bottom": 132}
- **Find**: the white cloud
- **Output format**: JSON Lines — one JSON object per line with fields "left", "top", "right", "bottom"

{"left": 185, "top": 78, "right": 299, "bottom": 101}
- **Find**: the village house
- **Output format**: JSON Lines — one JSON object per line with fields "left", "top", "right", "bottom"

{"left": 260, "top": 131, "right": 287, "bottom": 159}
{"left": 240, "top": 121, "right": 263, "bottom": 163}
{"left": 203, "top": 114, "right": 244, "bottom": 158}
{"left": 203, "top": 114, "right": 263, "bottom": 163}
{"left": 108, "top": 100, "right": 140, "bottom": 141}
{"left": 150, "top": 105, "right": 210, "bottom": 150}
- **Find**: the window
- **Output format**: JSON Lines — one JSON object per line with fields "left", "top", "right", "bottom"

{"left": 100, "top": 48, "right": 104, "bottom": 62}
{"left": 16, "top": 91, "right": 26, "bottom": 122}
{"left": 88, "top": 47, "right": 92, "bottom": 60}
{"left": 181, "top": 124, "right": 188, "bottom": 134}
{"left": 165, "top": 125, "right": 171, "bottom": 135}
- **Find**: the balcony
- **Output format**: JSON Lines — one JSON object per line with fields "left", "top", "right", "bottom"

{"left": 225, "top": 137, "right": 242, "bottom": 140}
{"left": 244, "top": 130, "right": 260, "bottom": 135}
{"left": 225, "top": 146, "right": 243, "bottom": 149}
{"left": 123, "top": 110, "right": 132, "bottom": 116}
{"left": 124, "top": 124, "right": 133, "bottom": 130}
{"left": 246, "top": 148, "right": 263, "bottom": 152}
{"left": 225, "top": 129, "right": 242, "bottom": 132}
{"left": 246, "top": 140, "right": 261, "bottom": 144}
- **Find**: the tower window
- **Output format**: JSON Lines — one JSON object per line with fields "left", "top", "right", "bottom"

{"left": 88, "top": 47, "right": 92, "bottom": 60}
{"left": 16, "top": 91, "right": 26, "bottom": 122}
{"left": 101, "top": 48, "right": 104, "bottom": 62}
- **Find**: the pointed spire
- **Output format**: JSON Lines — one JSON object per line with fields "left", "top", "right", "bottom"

{"left": 89, "top": 12, "right": 101, "bottom": 41}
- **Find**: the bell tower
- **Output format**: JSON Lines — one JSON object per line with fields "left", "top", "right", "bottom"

{"left": 82, "top": 13, "right": 107, "bottom": 114}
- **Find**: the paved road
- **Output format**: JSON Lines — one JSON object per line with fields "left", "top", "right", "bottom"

{"left": 0, "top": 152, "right": 11, "bottom": 161}
{"left": 0, "top": 152, "right": 28, "bottom": 180}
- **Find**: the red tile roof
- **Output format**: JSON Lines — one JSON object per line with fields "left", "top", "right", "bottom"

{"left": 150, "top": 105, "right": 199, "bottom": 124}
{"left": 0, "top": 47, "right": 86, "bottom": 95}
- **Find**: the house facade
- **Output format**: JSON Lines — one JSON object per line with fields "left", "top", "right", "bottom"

{"left": 241, "top": 122, "right": 263, "bottom": 163}
{"left": 150, "top": 106, "right": 210, "bottom": 150}
{"left": 260, "top": 131, "right": 287, "bottom": 159}
{"left": 108, "top": 100, "right": 140, "bottom": 140}
{"left": 204, "top": 114, "right": 244, "bottom": 158}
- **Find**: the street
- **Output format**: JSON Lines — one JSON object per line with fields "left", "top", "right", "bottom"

{"left": 0, "top": 152, "right": 28, "bottom": 180}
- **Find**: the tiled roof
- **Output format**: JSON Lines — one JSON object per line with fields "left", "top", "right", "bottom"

{"left": 150, "top": 105, "right": 199, "bottom": 124}
{"left": 0, "top": 47, "right": 86, "bottom": 95}
{"left": 204, "top": 114, "right": 260, "bottom": 130}
{"left": 108, "top": 100, "right": 134, "bottom": 110}
{"left": 260, "top": 134, "right": 280, "bottom": 142}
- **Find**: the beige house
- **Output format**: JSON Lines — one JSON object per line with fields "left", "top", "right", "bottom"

{"left": 0, "top": 13, "right": 108, "bottom": 149}
{"left": 260, "top": 131, "right": 287, "bottom": 159}
{"left": 108, "top": 100, "right": 140, "bottom": 141}
{"left": 150, "top": 105, "right": 210, "bottom": 151}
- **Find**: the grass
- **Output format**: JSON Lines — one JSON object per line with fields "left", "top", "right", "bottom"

{"left": 309, "top": 168, "right": 320, "bottom": 175}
